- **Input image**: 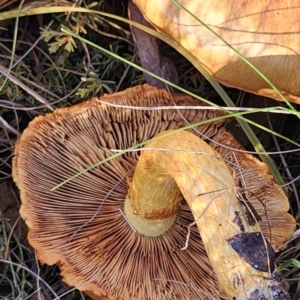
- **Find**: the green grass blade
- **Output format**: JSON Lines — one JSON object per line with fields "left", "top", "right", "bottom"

{"left": 0, "top": 0, "right": 25, "bottom": 91}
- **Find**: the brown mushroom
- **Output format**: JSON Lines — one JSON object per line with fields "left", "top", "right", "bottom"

{"left": 13, "top": 84, "right": 295, "bottom": 299}
{"left": 132, "top": 0, "right": 300, "bottom": 104}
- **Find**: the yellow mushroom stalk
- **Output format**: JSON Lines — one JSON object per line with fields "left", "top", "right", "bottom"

{"left": 125, "top": 130, "right": 286, "bottom": 299}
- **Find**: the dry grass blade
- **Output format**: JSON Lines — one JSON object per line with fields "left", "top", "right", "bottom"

{"left": 0, "top": 65, "right": 54, "bottom": 110}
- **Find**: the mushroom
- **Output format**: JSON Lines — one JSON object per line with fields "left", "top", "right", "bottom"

{"left": 13, "top": 84, "right": 295, "bottom": 299}
{"left": 132, "top": 0, "right": 300, "bottom": 104}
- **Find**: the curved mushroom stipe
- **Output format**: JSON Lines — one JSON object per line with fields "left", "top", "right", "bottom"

{"left": 132, "top": 0, "right": 300, "bottom": 104}
{"left": 13, "top": 85, "right": 295, "bottom": 299}
{"left": 124, "top": 130, "right": 292, "bottom": 299}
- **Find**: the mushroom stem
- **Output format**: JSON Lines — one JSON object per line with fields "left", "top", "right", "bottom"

{"left": 125, "top": 136, "right": 181, "bottom": 236}
{"left": 125, "top": 130, "right": 276, "bottom": 299}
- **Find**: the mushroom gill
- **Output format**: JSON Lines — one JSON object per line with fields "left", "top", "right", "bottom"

{"left": 13, "top": 84, "right": 295, "bottom": 299}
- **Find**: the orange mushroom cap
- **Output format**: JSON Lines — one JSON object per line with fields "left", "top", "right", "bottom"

{"left": 133, "top": 0, "right": 300, "bottom": 104}
{"left": 13, "top": 85, "right": 295, "bottom": 299}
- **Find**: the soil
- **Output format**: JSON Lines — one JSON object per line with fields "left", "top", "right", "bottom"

{"left": 0, "top": 181, "right": 27, "bottom": 243}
